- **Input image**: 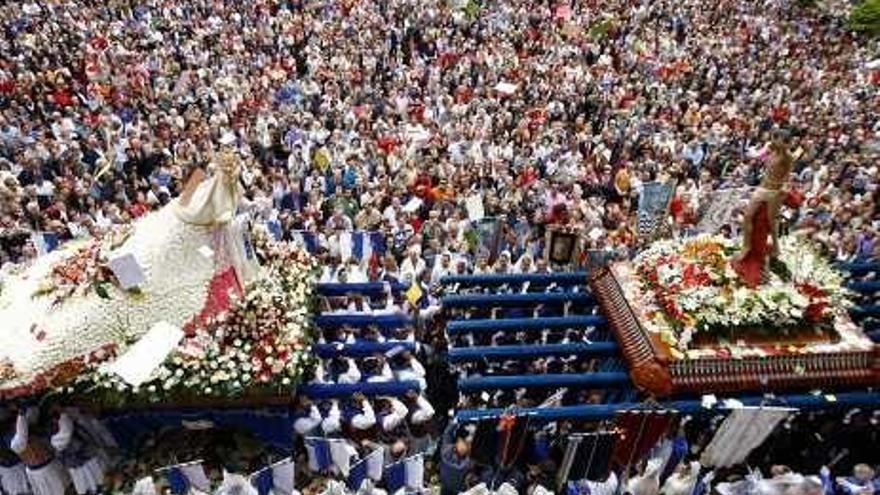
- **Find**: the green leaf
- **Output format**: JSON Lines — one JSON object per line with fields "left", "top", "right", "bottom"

{"left": 94, "top": 282, "right": 112, "bottom": 300}
{"left": 463, "top": 0, "right": 480, "bottom": 20}
{"left": 589, "top": 19, "right": 613, "bottom": 40}
{"left": 849, "top": 0, "right": 880, "bottom": 35}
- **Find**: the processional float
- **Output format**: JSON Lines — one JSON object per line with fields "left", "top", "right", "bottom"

{"left": 590, "top": 141, "right": 879, "bottom": 396}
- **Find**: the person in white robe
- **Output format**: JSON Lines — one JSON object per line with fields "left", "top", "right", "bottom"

{"left": 0, "top": 407, "right": 30, "bottom": 495}
{"left": 431, "top": 252, "right": 454, "bottom": 285}
{"left": 50, "top": 410, "right": 106, "bottom": 495}
{"left": 380, "top": 398, "right": 410, "bottom": 434}
{"left": 214, "top": 472, "right": 258, "bottom": 495}
{"left": 400, "top": 247, "right": 426, "bottom": 283}
{"left": 394, "top": 353, "right": 427, "bottom": 391}
{"left": 407, "top": 392, "right": 436, "bottom": 454}
{"left": 9, "top": 409, "right": 69, "bottom": 495}
{"left": 294, "top": 404, "right": 324, "bottom": 437}
{"left": 130, "top": 476, "right": 158, "bottom": 495}
{"left": 626, "top": 458, "right": 664, "bottom": 495}
{"left": 350, "top": 397, "right": 377, "bottom": 432}
{"left": 0, "top": 459, "right": 30, "bottom": 495}
{"left": 512, "top": 254, "right": 535, "bottom": 274}
{"left": 365, "top": 358, "right": 394, "bottom": 383}
{"left": 661, "top": 462, "right": 702, "bottom": 495}
{"left": 321, "top": 401, "right": 343, "bottom": 435}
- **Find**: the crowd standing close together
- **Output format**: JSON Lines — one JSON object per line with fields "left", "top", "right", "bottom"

{"left": 0, "top": 0, "right": 878, "bottom": 275}
{"left": 0, "top": 0, "right": 879, "bottom": 493}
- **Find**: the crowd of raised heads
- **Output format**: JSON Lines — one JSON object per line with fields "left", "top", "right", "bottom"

{"left": 0, "top": 0, "right": 878, "bottom": 494}
{"left": 0, "top": 0, "right": 878, "bottom": 276}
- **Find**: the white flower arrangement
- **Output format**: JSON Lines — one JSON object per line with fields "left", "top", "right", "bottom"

{"left": 630, "top": 234, "right": 854, "bottom": 352}
{"left": 64, "top": 224, "right": 318, "bottom": 404}
{"left": 0, "top": 208, "right": 218, "bottom": 397}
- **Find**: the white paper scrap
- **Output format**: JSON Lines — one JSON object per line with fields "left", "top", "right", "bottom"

{"left": 108, "top": 253, "right": 146, "bottom": 290}
{"left": 105, "top": 321, "right": 184, "bottom": 387}
{"left": 494, "top": 82, "right": 518, "bottom": 95}
{"left": 198, "top": 245, "right": 215, "bottom": 258}
{"left": 465, "top": 194, "right": 485, "bottom": 221}
{"left": 701, "top": 394, "right": 718, "bottom": 409}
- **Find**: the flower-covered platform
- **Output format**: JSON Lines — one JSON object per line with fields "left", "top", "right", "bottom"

{"left": 0, "top": 157, "right": 317, "bottom": 405}
{"left": 589, "top": 235, "right": 879, "bottom": 396}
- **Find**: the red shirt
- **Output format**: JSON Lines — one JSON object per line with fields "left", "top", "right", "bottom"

{"left": 129, "top": 202, "right": 149, "bottom": 218}
{"left": 377, "top": 136, "right": 397, "bottom": 155}
{"left": 771, "top": 105, "right": 789, "bottom": 123}
{"left": 50, "top": 89, "right": 75, "bottom": 108}
{"left": 518, "top": 167, "right": 538, "bottom": 188}
{"left": 412, "top": 174, "right": 433, "bottom": 199}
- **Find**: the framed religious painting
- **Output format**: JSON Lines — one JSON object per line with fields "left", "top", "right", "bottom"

{"left": 545, "top": 227, "right": 580, "bottom": 266}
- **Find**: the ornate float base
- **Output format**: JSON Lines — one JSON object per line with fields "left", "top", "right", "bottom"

{"left": 589, "top": 266, "right": 880, "bottom": 396}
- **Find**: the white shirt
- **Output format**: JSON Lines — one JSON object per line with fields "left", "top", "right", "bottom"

{"left": 294, "top": 406, "right": 323, "bottom": 436}
{"left": 410, "top": 395, "right": 435, "bottom": 425}
{"left": 381, "top": 399, "right": 410, "bottom": 432}
{"left": 351, "top": 401, "right": 376, "bottom": 430}
{"left": 395, "top": 358, "right": 427, "bottom": 390}
{"left": 50, "top": 413, "right": 74, "bottom": 452}
{"left": 322, "top": 402, "right": 342, "bottom": 434}
{"left": 400, "top": 256, "right": 426, "bottom": 282}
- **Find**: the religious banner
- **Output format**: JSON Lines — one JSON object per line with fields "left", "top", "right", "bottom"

{"left": 545, "top": 227, "right": 580, "bottom": 265}
{"left": 637, "top": 181, "right": 675, "bottom": 242}
{"left": 700, "top": 407, "right": 792, "bottom": 468}
{"left": 610, "top": 410, "right": 678, "bottom": 472}
{"left": 695, "top": 186, "right": 753, "bottom": 235}
{"left": 465, "top": 217, "right": 503, "bottom": 263}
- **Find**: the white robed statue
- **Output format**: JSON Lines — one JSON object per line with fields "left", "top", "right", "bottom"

{"left": 0, "top": 151, "right": 257, "bottom": 398}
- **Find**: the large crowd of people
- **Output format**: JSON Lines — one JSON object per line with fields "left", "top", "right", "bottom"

{"left": 0, "top": 0, "right": 878, "bottom": 493}
{"left": 1, "top": 0, "right": 878, "bottom": 274}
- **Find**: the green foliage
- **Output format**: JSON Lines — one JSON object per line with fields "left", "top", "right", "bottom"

{"left": 463, "top": 0, "right": 480, "bottom": 21}
{"left": 589, "top": 19, "right": 613, "bottom": 40}
{"left": 850, "top": 0, "right": 880, "bottom": 35}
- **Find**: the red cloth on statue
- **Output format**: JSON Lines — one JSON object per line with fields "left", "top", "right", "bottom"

{"left": 732, "top": 201, "right": 771, "bottom": 288}
{"left": 183, "top": 267, "right": 242, "bottom": 335}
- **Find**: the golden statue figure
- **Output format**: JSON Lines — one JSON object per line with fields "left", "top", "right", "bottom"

{"left": 731, "top": 140, "right": 796, "bottom": 288}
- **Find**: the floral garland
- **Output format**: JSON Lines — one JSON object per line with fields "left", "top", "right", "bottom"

{"left": 32, "top": 227, "right": 133, "bottom": 305}
{"left": 632, "top": 234, "right": 852, "bottom": 350}
{"left": 61, "top": 226, "right": 318, "bottom": 405}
